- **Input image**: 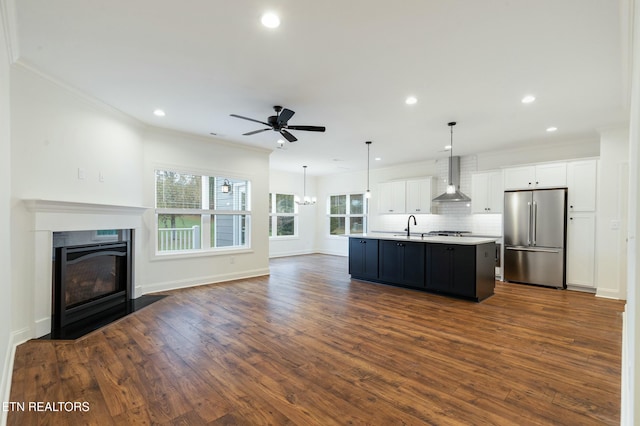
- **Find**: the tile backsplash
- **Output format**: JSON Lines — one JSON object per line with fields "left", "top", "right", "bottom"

{"left": 374, "top": 155, "right": 503, "bottom": 237}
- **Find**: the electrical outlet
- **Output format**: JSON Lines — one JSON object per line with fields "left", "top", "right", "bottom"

{"left": 230, "top": 257, "right": 235, "bottom": 264}
{"left": 77, "top": 168, "right": 86, "bottom": 180}
{"left": 99, "top": 172, "right": 104, "bottom": 182}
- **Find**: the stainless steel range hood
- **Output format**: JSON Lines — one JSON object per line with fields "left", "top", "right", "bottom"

{"left": 432, "top": 156, "right": 471, "bottom": 203}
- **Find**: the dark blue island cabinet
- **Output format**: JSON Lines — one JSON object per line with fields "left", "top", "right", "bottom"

{"left": 348, "top": 237, "right": 379, "bottom": 281}
{"left": 348, "top": 236, "right": 496, "bottom": 302}
{"left": 379, "top": 240, "right": 426, "bottom": 288}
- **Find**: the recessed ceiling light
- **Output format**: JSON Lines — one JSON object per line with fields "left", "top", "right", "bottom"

{"left": 405, "top": 96, "right": 418, "bottom": 105}
{"left": 546, "top": 126, "right": 558, "bottom": 132}
{"left": 521, "top": 95, "right": 536, "bottom": 104}
{"left": 261, "top": 12, "right": 280, "bottom": 28}
{"left": 153, "top": 109, "right": 166, "bottom": 117}
{"left": 277, "top": 139, "right": 285, "bottom": 145}
{"left": 375, "top": 157, "right": 382, "bottom": 161}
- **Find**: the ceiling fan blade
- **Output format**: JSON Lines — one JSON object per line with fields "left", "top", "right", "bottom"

{"left": 277, "top": 108, "right": 295, "bottom": 126}
{"left": 230, "top": 114, "right": 270, "bottom": 126}
{"left": 243, "top": 128, "right": 271, "bottom": 136}
{"left": 280, "top": 129, "right": 298, "bottom": 142}
{"left": 286, "top": 125, "right": 326, "bottom": 132}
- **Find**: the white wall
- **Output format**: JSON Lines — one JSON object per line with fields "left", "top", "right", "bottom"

{"left": 10, "top": 64, "right": 146, "bottom": 338}
{"left": 9, "top": 64, "right": 271, "bottom": 342}
{"left": 269, "top": 169, "right": 317, "bottom": 257}
{"left": 0, "top": 2, "right": 13, "bottom": 420}
{"left": 476, "top": 136, "right": 600, "bottom": 170}
{"left": 140, "top": 127, "right": 270, "bottom": 292}
{"left": 622, "top": 0, "right": 640, "bottom": 422}
{"left": 314, "top": 139, "right": 597, "bottom": 257}
{"left": 596, "top": 126, "right": 629, "bottom": 300}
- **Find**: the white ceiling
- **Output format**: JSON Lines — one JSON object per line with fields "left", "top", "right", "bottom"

{"left": 12, "top": 0, "right": 629, "bottom": 175}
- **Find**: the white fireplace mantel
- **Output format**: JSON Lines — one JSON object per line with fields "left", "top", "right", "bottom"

{"left": 24, "top": 199, "right": 148, "bottom": 338}
{"left": 24, "top": 199, "right": 149, "bottom": 215}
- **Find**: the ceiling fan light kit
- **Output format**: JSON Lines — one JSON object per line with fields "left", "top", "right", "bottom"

{"left": 230, "top": 105, "right": 326, "bottom": 143}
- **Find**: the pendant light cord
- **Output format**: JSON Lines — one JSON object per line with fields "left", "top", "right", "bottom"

{"left": 448, "top": 122, "right": 456, "bottom": 187}
{"left": 303, "top": 166, "right": 307, "bottom": 198}
{"left": 366, "top": 141, "right": 371, "bottom": 192}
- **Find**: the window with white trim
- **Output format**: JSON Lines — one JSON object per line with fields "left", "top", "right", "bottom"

{"left": 327, "top": 193, "right": 366, "bottom": 235}
{"left": 155, "top": 170, "right": 251, "bottom": 253}
{"left": 269, "top": 193, "right": 298, "bottom": 237}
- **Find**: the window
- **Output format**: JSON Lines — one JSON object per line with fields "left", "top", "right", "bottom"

{"left": 328, "top": 193, "right": 366, "bottom": 235}
{"left": 269, "top": 193, "right": 297, "bottom": 237}
{"left": 155, "top": 170, "right": 251, "bottom": 253}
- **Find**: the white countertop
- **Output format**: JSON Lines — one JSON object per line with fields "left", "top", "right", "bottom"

{"left": 348, "top": 233, "right": 498, "bottom": 245}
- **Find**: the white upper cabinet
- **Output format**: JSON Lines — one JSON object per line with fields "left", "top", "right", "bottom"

{"left": 503, "top": 163, "right": 567, "bottom": 190}
{"left": 567, "top": 159, "right": 597, "bottom": 212}
{"left": 503, "top": 166, "right": 535, "bottom": 190}
{"left": 405, "top": 178, "right": 435, "bottom": 214}
{"left": 471, "top": 171, "right": 503, "bottom": 213}
{"left": 535, "top": 163, "right": 567, "bottom": 188}
{"left": 377, "top": 181, "right": 406, "bottom": 214}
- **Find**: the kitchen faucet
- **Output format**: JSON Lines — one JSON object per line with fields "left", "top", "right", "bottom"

{"left": 405, "top": 215, "right": 417, "bottom": 237}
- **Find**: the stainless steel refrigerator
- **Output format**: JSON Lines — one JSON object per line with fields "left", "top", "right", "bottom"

{"left": 503, "top": 188, "right": 567, "bottom": 288}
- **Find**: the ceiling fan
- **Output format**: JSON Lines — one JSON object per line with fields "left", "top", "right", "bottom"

{"left": 230, "top": 105, "right": 326, "bottom": 142}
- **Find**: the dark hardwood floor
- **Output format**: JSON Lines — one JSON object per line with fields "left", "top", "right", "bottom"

{"left": 9, "top": 254, "right": 625, "bottom": 425}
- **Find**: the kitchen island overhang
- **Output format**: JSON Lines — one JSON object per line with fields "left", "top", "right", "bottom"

{"left": 348, "top": 233, "right": 497, "bottom": 302}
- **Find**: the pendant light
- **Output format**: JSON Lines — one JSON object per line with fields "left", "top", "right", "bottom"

{"left": 295, "top": 166, "right": 316, "bottom": 205}
{"left": 365, "top": 141, "right": 372, "bottom": 199}
{"left": 432, "top": 121, "right": 471, "bottom": 202}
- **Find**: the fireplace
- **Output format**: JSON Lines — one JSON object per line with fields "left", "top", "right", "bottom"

{"left": 24, "top": 199, "right": 150, "bottom": 339}
{"left": 53, "top": 240, "right": 131, "bottom": 329}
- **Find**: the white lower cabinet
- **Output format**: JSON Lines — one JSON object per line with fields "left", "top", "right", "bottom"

{"left": 566, "top": 212, "right": 596, "bottom": 288}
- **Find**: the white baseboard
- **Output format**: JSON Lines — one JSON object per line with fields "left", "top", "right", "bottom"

{"left": 315, "top": 249, "right": 347, "bottom": 257}
{"left": 595, "top": 287, "right": 625, "bottom": 300}
{"left": 34, "top": 317, "right": 50, "bottom": 338}
{"left": 141, "top": 268, "right": 270, "bottom": 294}
{"left": 620, "top": 307, "right": 630, "bottom": 425}
{"left": 566, "top": 285, "right": 596, "bottom": 294}
{"left": 1, "top": 327, "right": 31, "bottom": 426}
{"left": 269, "top": 249, "right": 315, "bottom": 258}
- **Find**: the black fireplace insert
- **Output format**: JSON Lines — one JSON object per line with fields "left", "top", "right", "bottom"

{"left": 53, "top": 241, "right": 131, "bottom": 329}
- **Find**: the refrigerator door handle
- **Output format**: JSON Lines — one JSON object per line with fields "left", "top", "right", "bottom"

{"left": 506, "top": 246, "right": 561, "bottom": 254}
{"left": 527, "top": 202, "right": 532, "bottom": 246}
{"left": 532, "top": 201, "right": 537, "bottom": 246}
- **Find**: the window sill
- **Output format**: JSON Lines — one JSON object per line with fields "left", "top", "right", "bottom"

{"left": 151, "top": 246, "right": 253, "bottom": 261}
{"left": 269, "top": 236, "right": 300, "bottom": 241}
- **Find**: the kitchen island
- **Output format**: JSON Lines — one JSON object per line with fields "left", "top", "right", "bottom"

{"left": 348, "top": 233, "right": 497, "bottom": 301}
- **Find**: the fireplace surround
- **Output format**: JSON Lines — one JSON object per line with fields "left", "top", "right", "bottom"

{"left": 24, "top": 199, "right": 148, "bottom": 339}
